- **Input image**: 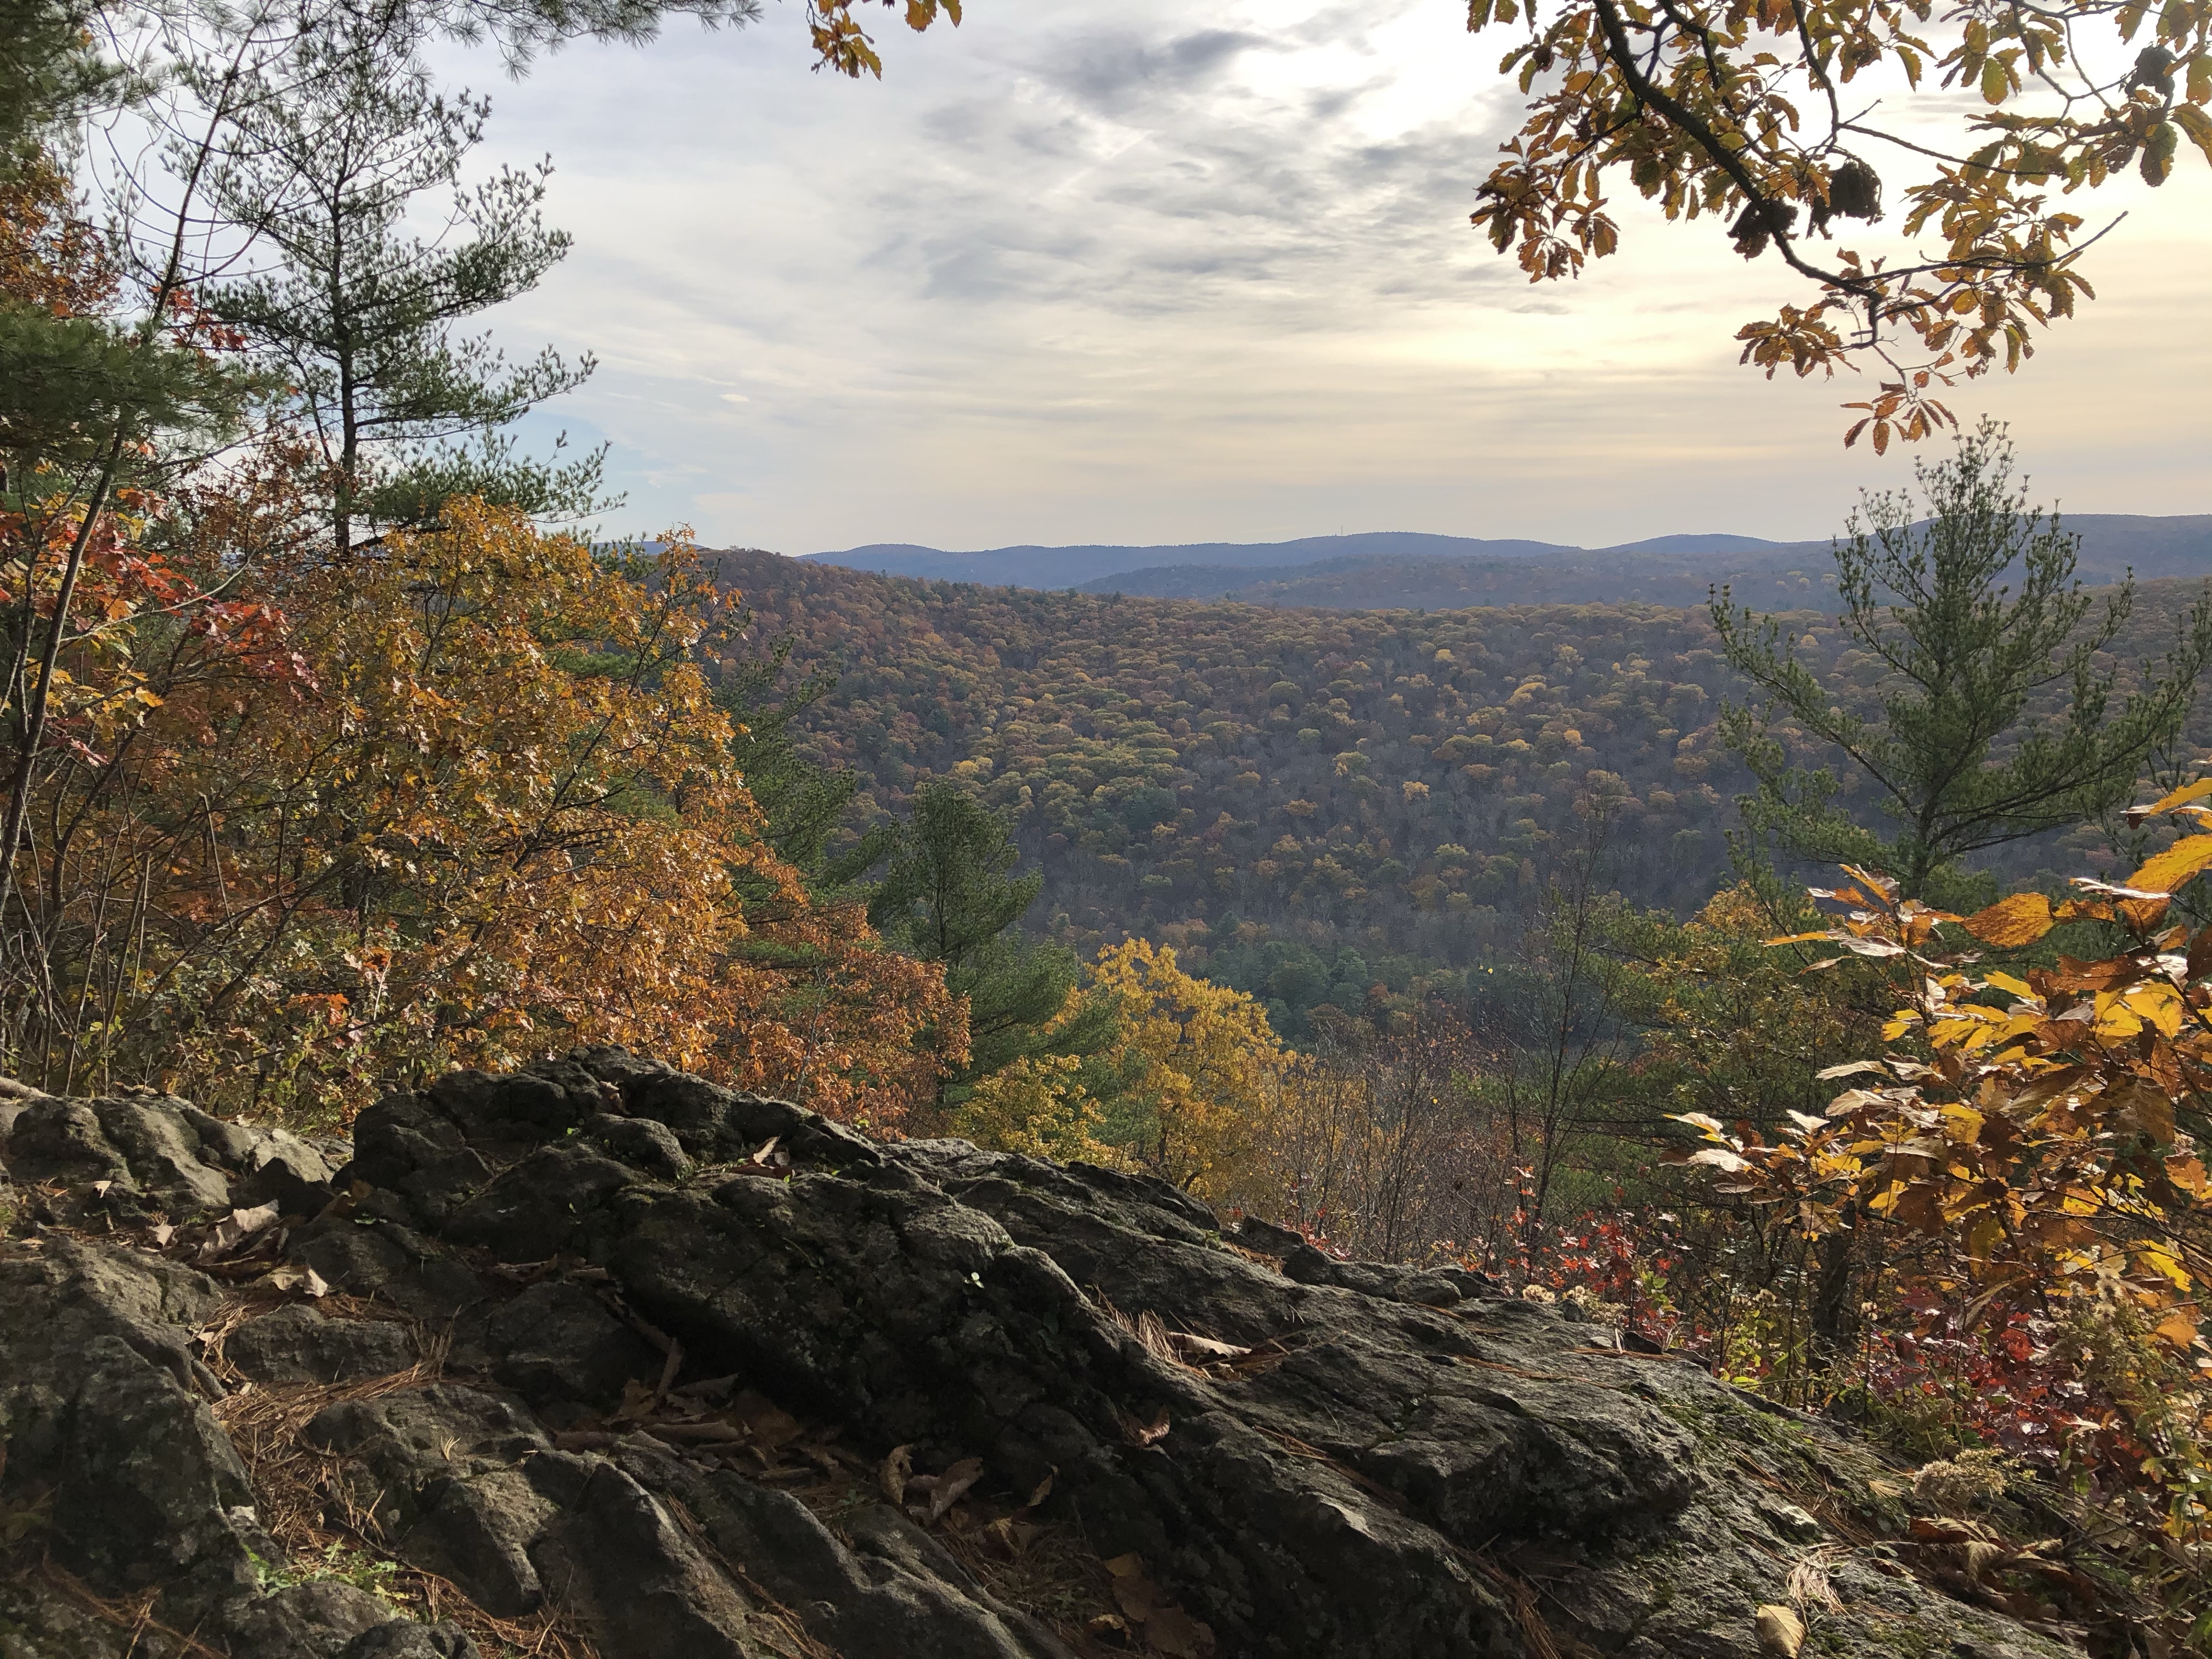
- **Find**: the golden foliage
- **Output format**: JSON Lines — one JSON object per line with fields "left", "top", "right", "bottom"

{"left": 949, "top": 1051, "right": 1129, "bottom": 1168}
{"left": 1676, "top": 819, "right": 2212, "bottom": 1356}
{"left": 1086, "top": 938, "right": 1286, "bottom": 1198}
{"left": 5, "top": 493, "right": 955, "bottom": 1122}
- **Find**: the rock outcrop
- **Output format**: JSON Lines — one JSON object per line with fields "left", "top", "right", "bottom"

{"left": 0, "top": 1053, "right": 2089, "bottom": 1658}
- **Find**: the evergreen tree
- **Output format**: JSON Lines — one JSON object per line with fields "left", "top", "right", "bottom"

{"left": 1713, "top": 422, "right": 2212, "bottom": 900}
{"left": 715, "top": 631, "right": 888, "bottom": 888}
{"left": 202, "top": 17, "right": 606, "bottom": 554}
{"left": 867, "top": 781, "right": 1113, "bottom": 1094}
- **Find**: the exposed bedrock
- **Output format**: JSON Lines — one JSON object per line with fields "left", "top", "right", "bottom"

{"left": 0, "top": 1054, "right": 2079, "bottom": 1658}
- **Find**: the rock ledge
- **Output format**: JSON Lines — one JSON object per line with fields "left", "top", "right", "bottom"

{"left": 0, "top": 1052, "right": 2084, "bottom": 1657}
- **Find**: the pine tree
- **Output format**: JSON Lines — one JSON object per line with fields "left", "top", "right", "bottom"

{"left": 867, "top": 782, "right": 1114, "bottom": 1094}
{"left": 202, "top": 17, "right": 605, "bottom": 554}
{"left": 1713, "top": 422, "right": 2212, "bottom": 900}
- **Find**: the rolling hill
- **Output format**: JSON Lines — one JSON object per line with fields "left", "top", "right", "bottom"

{"left": 804, "top": 514, "right": 2212, "bottom": 608}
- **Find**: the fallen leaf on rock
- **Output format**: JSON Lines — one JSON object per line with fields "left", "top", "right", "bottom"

{"left": 199, "top": 1200, "right": 284, "bottom": 1260}
{"left": 611, "top": 1379, "right": 658, "bottom": 1424}
{"left": 1024, "top": 1469, "right": 1054, "bottom": 1509}
{"left": 927, "top": 1457, "right": 984, "bottom": 1525}
{"left": 882, "top": 1444, "right": 914, "bottom": 1504}
{"left": 1111, "top": 1573, "right": 1161, "bottom": 1622}
{"left": 1754, "top": 1603, "right": 1804, "bottom": 1657}
{"left": 1167, "top": 1331, "right": 1248, "bottom": 1365}
{"left": 150, "top": 1223, "right": 176, "bottom": 1247}
{"left": 1103, "top": 1554, "right": 1144, "bottom": 1578}
{"left": 732, "top": 1389, "right": 804, "bottom": 1452}
{"left": 1962, "top": 1540, "right": 2006, "bottom": 1581}
{"left": 1144, "top": 1605, "right": 1216, "bottom": 1658}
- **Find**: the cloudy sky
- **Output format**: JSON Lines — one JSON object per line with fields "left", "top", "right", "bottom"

{"left": 448, "top": 0, "right": 2212, "bottom": 555}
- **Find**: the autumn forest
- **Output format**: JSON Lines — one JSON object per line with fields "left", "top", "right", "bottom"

{"left": 9, "top": 0, "right": 2212, "bottom": 1646}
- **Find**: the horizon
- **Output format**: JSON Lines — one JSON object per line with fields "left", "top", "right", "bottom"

{"left": 436, "top": 0, "right": 2212, "bottom": 555}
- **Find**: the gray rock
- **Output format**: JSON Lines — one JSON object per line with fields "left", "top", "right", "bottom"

{"left": 476, "top": 1279, "right": 657, "bottom": 1407}
{"left": 0, "top": 1054, "right": 2093, "bottom": 1659}
{"left": 337, "top": 1622, "right": 484, "bottom": 1659}
{"left": 229, "top": 1581, "right": 394, "bottom": 1659}
{"left": 228, "top": 1303, "right": 420, "bottom": 1385}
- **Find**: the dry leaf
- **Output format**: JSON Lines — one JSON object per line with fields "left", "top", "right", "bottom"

{"left": 1131, "top": 1408, "right": 1171, "bottom": 1447}
{"left": 1144, "top": 1605, "right": 1217, "bottom": 1658}
{"left": 927, "top": 1456, "right": 985, "bottom": 1524}
{"left": 1111, "top": 1573, "right": 1161, "bottom": 1622}
{"left": 1168, "top": 1331, "right": 1249, "bottom": 1364}
{"left": 881, "top": 1444, "right": 914, "bottom": 1505}
{"left": 1962, "top": 1540, "right": 2007, "bottom": 1580}
{"left": 1025, "top": 1469, "right": 1054, "bottom": 1509}
{"left": 732, "top": 1389, "right": 805, "bottom": 1452}
{"left": 1754, "top": 1603, "right": 1805, "bottom": 1657}
{"left": 150, "top": 1223, "right": 176, "bottom": 1246}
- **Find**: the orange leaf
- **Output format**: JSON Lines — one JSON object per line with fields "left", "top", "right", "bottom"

{"left": 2155, "top": 1310, "right": 2200, "bottom": 1348}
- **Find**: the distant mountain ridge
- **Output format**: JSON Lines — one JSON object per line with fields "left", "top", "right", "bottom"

{"left": 804, "top": 532, "right": 1580, "bottom": 590}
{"left": 803, "top": 515, "right": 2212, "bottom": 608}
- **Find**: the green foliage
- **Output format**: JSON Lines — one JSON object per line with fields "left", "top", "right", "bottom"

{"left": 0, "top": 304, "right": 251, "bottom": 474}
{"left": 714, "top": 628, "right": 874, "bottom": 885}
{"left": 202, "top": 17, "right": 605, "bottom": 551}
{"left": 0, "top": 0, "right": 122, "bottom": 171}
{"left": 1714, "top": 422, "right": 2212, "bottom": 898}
{"left": 867, "top": 781, "right": 1115, "bottom": 1094}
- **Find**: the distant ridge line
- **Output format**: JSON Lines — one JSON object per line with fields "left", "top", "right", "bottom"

{"left": 797, "top": 515, "right": 2211, "bottom": 600}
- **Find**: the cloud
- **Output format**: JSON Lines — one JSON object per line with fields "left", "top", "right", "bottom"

{"left": 441, "top": 0, "right": 2212, "bottom": 555}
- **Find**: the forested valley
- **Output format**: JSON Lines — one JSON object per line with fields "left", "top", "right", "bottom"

{"left": 715, "top": 548, "right": 2212, "bottom": 1035}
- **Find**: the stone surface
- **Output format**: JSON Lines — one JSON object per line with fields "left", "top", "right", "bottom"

{"left": 227, "top": 1304, "right": 420, "bottom": 1385}
{"left": 0, "top": 1055, "right": 2093, "bottom": 1659}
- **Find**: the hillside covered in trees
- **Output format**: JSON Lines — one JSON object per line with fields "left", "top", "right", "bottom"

{"left": 715, "top": 547, "right": 2212, "bottom": 1034}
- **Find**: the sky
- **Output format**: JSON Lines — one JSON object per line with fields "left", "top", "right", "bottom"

{"left": 446, "top": 0, "right": 2212, "bottom": 555}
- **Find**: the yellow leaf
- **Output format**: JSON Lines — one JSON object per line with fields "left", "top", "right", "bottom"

{"left": 2121, "top": 982, "right": 2185, "bottom": 1037}
{"left": 2127, "top": 834, "right": 2212, "bottom": 896}
{"left": 2143, "top": 778, "right": 2212, "bottom": 816}
{"left": 1982, "top": 970, "right": 2033, "bottom": 999}
{"left": 1958, "top": 891, "right": 2053, "bottom": 946}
